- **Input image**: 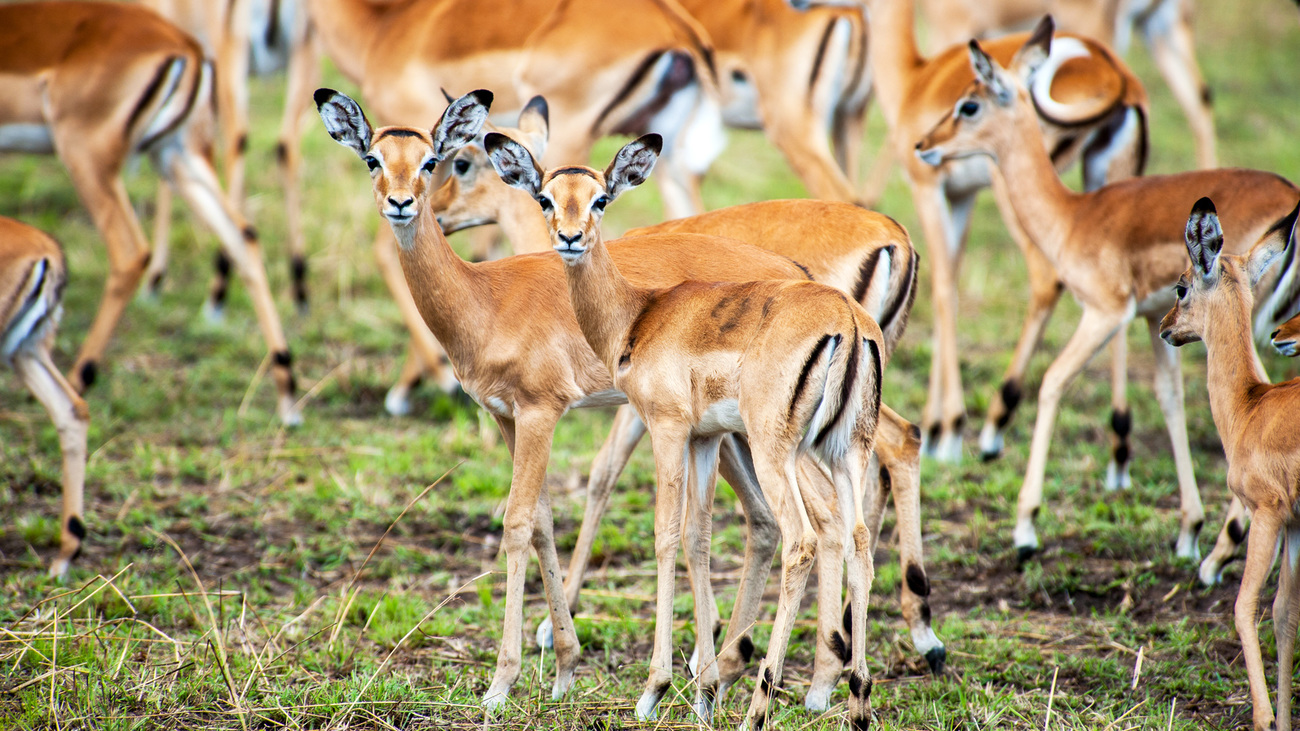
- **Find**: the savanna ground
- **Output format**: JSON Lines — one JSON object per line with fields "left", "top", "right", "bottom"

{"left": 4, "top": 3, "right": 1300, "bottom": 729}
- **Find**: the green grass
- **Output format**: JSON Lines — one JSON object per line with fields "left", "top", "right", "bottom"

{"left": 3, "top": 2, "right": 1300, "bottom": 728}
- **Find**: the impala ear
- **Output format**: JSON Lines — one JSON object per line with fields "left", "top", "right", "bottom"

{"left": 1248, "top": 199, "right": 1300, "bottom": 287}
{"left": 1011, "top": 16, "right": 1054, "bottom": 82}
{"left": 1185, "top": 197, "right": 1224, "bottom": 281}
{"left": 605, "top": 134, "right": 662, "bottom": 201}
{"left": 440, "top": 87, "right": 456, "bottom": 104}
{"left": 518, "top": 96, "right": 550, "bottom": 159}
{"left": 485, "top": 132, "right": 543, "bottom": 197}
{"left": 315, "top": 88, "right": 372, "bottom": 158}
{"left": 968, "top": 40, "right": 1015, "bottom": 106}
{"left": 433, "top": 89, "right": 494, "bottom": 160}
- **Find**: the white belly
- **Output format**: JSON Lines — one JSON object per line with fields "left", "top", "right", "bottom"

{"left": 696, "top": 398, "right": 746, "bottom": 436}
{"left": 0, "top": 123, "right": 54, "bottom": 153}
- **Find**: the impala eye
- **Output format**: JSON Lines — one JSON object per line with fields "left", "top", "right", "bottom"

{"left": 422, "top": 158, "right": 438, "bottom": 173}
{"left": 1174, "top": 283, "right": 1188, "bottom": 300}
{"left": 592, "top": 195, "right": 609, "bottom": 211}
{"left": 538, "top": 196, "right": 553, "bottom": 212}
{"left": 958, "top": 100, "right": 980, "bottom": 117}
{"left": 453, "top": 158, "right": 471, "bottom": 175}
{"left": 364, "top": 156, "right": 380, "bottom": 171}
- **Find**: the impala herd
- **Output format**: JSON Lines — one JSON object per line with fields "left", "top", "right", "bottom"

{"left": 1, "top": 0, "right": 1298, "bottom": 728}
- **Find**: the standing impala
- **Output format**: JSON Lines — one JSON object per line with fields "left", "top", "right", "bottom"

{"left": 914, "top": 39, "right": 1300, "bottom": 564}
{"left": 428, "top": 100, "right": 948, "bottom": 696}
{"left": 0, "top": 2, "right": 301, "bottom": 425}
{"left": 317, "top": 88, "right": 943, "bottom": 713}
{"left": 2, "top": 218, "right": 89, "bottom": 579}
{"left": 1160, "top": 198, "right": 1300, "bottom": 731}
{"left": 854, "top": 3, "right": 1151, "bottom": 469}
{"left": 487, "top": 131, "right": 881, "bottom": 729}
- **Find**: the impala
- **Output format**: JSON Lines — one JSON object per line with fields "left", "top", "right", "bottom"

{"left": 318, "top": 88, "right": 941, "bottom": 713}
{"left": 1274, "top": 312, "right": 1300, "bottom": 356}
{"left": 488, "top": 130, "right": 881, "bottom": 728}
{"left": 0, "top": 1, "right": 301, "bottom": 425}
{"left": 1, "top": 217, "right": 89, "bottom": 578}
{"left": 849, "top": 3, "right": 1152, "bottom": 471}
{"left": 429, "top": 101, "right": 947, "bottom": 697}
{"left": 914, "top": 38, "right": 1300, "bottom": 564}
{"left": 1160, "top": 198, "right": 1300, "bottom": 731}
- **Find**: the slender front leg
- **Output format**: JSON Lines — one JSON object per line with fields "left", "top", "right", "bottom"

{"left": 1142, "top": 3, "right": 1217, "bottom": 170}
{"left": 837, "top": 442, "right": 875, "bottom": 731}
{"left": 636, "top": 421, "right": 692, "bottom": 721}
{"left": 1105, "top": 329, "right": 1132, "bottom": 490}
{"left": 144, "top": 185, "right": 173, "bottom": 297}
{"left": 1014, "top": 308, "right": 1123, "bottom": 561}
{"left": 529, "top": 473, "right": 582, "bottom": 700}
{"left": 13, "top": 347, "right": 90, "bottom": 579}
{"left": 384, "top": 341, "right": 426, "bottom": 417}
{"left": 1145, "top": 319, "right": 1204, "bottom": 560}
{"left": 481, "top": 407, "right": 577, "bottom": 709}
{"left": 1200, "top": 496, "right": 1250, "bottom": 586}
{"left": 682, "top": 437, "right": 723, "bottom": 721}
{"left": 804, "top": 460, "right": 846, "bottom": 712}
{"left": 1234, "top": 509, "right": 1282, "bottom": 731}
{"left": 1273, "top": 527, "right": 1300, "bottom": 731}
{"left": 276, "top": 21, "right": 321, "bottom": 312}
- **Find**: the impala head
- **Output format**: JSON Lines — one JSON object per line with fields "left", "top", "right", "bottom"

{"left": 315, "top": 87, "right": 493, "bottom": 243}
{"left": 430, "top": 95, "right": 550, "bottom": 234}
{"left": 1160, "top": 198, "right": 1298, "bottom": 347}
{"left": 914, "top": 21, "right": 1054, "bottom": 167}
{"left": 484, "top": 132, "right": 662, "bottom": 263}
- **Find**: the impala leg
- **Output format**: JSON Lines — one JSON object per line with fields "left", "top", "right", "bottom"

{"left": 682, "top": 437, "right": 723, "bottom": 721}
{"left": 836, "top": 440, "right": 874, "bottom": 731}
{"left": 981, "top": 173, "right": 1064, "bottom": 460}
{"left": 1201, "top": 497, "right": 1251, "bottom": 586}
{"left": 1106, "top": 328, "right": 1133, "bottom": 490}
{"left": 277, "top": 21, "right": 320, "bottom": 312}
{"left": 879, "top": 405, "right": 944, "bottom": 674}
{"left": 530, "top": 472, "right": 582, "bottom": 700}
{"left": 1143, "top": 3, "right": 1217, "bottom": 169}
{"left": 804, "top": 459, "right": 847, "bottom": 712}
{"left": 144, "top": 185, "right": 173, "bottom": 297}
{"left": 713, "top": 435, "right": 778, "bottom": 697}
{"left": 858, "top": 133, "right": 894, "bottom": 210}
{"left": 155, "top": 141, "right": 301, "bottom": 426}
{"left": 1014, "top": 308, "right": 1123, "bottom": 561}
{"left": 1274, "top": 527, "right": 1300, "bottom": 731}
{"left": 745, "top": 449, "right": 818, "bottom": 731}
{"left": 217, "top": 0, "right": 251, "bottom": 204}
{"left": 383, "top": 341, "right": 425, "bottom": 417}
{"left": 13, "top": 346, "right": 89, "bottom": 579}
{"left": 1234, "top": 509, "right": 1281, "bottom": 731}
{"left": 373, "top": 226, "right": 459, "bottom": 395}
{"left": 539, "top": 405, "right": 647, "bottom": 648}
{"left": 1146, "top": 319, "right": 1204, "bottom": 560}
{"left": 651, "top": 91, "right": 722, "bottom": 220}
{"left": 636, "top": 421, "right": 691, "bottom": 721}
{"left": 831, "top": 94, "right": 869, "bottom": 191}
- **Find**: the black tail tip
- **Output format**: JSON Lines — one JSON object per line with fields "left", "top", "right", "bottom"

{"left": 924, "top": 646, "right": 947, "bottom": 675}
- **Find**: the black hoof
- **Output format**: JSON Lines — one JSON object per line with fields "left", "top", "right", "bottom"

{"left": 1016, "top": 545, "right": 1038, "bottom": 567}
{"left": 980, "top": 449, "right": 1000, "bottom": 463}
{"left": 924, "top": 646, "right": 946, "bottom": 675}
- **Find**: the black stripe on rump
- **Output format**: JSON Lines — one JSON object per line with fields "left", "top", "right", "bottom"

{"left": 139, "top": 58, "right": 204, "bottom": 150}
{"left": 127, "top": 56, "right": 182, "bottom": 138}
{"left": 814, "top": 326, "right": 859, "bottom": 448}
{"left": 808, "top": 18, "right": 839, "bottom": 100}
{"left": 789, "top": 334, "right": 833, "bottom": 418}
{"left": 878, "top": 248, "right": 918, "bottom": 336}
{"left": 851, "top": 245, "right": 887, "bottom": 305}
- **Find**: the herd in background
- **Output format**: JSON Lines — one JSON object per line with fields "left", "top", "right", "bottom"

{"left": 2, "top": 0, "right": 1299, "bottom": 729}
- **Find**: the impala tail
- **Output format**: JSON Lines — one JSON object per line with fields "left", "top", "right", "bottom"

{"left": 1, "top": 256, "right": 66, "bottom": 362}
{"left": 853, "top": 225, "right": 919, "bottom": 363}
{"left": 127, "top": 50, "right": 211, "bottom": 154}
{"left": 800, "top": 321, "right": 883, "bottom": 462}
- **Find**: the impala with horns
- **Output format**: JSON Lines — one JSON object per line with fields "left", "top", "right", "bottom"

{"left": 487, "top": 130, "right": 882, "bottom": 729}
{"left": 305, "top": 0, "right": 726, "bottom": 405}
{"left": 317, "top": 87, "right": 942, "bottom": 714}
{"left": 0, "top": 1, "right": 301, "bottom": 425}
{"left": 1159, "top": 198, "right": 1300, "bottom": 731}
{"left": 427, "top": 97, "right": 947, "bottom": 695}
{"left": 1, "top": 217, "right": 89, "bottom": 578}
{"left": 820, "top": 2, "right": 1152, "bottom": 470}
{"left": 914, "top": 38, "right": 1300, "bottom": 568}
{"left": 142, "top": 0, "right": 320, "bottom": 312}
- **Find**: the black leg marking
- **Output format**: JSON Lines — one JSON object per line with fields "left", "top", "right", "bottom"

{"left": 1111, "top": 409, "right": 1132, "bottom": 438}
{"left": 148, "top": 271, "right": 165, "bottom": 292}
{"left": 1191, "top": 519, "right": 1204, "bottom": 539}
{"left": 276, "top": 141, "right": 289, "bottom": 165}
{"left": 950, "top": 413, "right": 965, "bottom": 432}
{"left": 905, "top": 563, "right": 930, "bottom": 597}
{"left": 67, "top": 516, "right": 87, "bottom": 541}
{"left": 739, "top": 635, "right": 755, "bottom": 663}
{"left": 292, "top": 255, "right": 308, "bottom": 307}
{"left": 829, "top": 631, "right": 849, "bottom": 664}
{"left": 842, "top": 603, "right": 853, "bottom": 638}
{"left": 242, "top": 225, "right": 258, "bottom": 243}
{"left": 1227, "top": 518, "right": 1246, "bottom": 545}
{"left": 214, "top": 251, "right": 232, "bottom": 278}
{"left": 1030, "top": 507, "right": 1039, "bottom": 521}
{"left": 879, "top": 466, "right": 892, "bottom": 493}
{"left": 235, "top": 133, "right": 248, "bottom": 155}
{"left": 920, "top": 603, "right": 931, "bottom": 624}
{"left": 759, "top": 667, "right": 775, "bottom": 696}
{"left": 995, "top": 380, "right": 1022, "bottom": 428}
{"left": 79, "top": 361, "right": 97, "bottom": 390}
{"left": 848, "top": 671, "right": 871, "bottom": 700}
{"left": 909, "top": 423, "right": 922, "bottom": 442}
{"left": 273, "top": 350, "right": 293, "bottom": 368}
{"left": 926, "top": 423, "right": 940, "bottom": 445}
{"left": 1200, "top": 84, "right": 1213, "bottom": 107}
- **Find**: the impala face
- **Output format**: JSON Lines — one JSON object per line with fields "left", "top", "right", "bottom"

{"left": 485, "top": 131, "right": 662, "bottom": 264}
{"left": 914, "top": 41, "right": 1019, "bottom": 168}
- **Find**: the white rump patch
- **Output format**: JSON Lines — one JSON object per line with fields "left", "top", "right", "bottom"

{"left": 864, "top": 247, "right": 892, "bottom": 321}
{"left": 1, "top": 259, "right": 55, "bottom": 360}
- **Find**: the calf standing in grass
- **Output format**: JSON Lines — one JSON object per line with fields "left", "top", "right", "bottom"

{"left": 1160, "top": 198, "right": 1300, "bottom": 731}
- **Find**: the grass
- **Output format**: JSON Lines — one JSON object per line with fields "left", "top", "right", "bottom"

{"left": 3, "top": 2, "right": 1300, "bottom": 729}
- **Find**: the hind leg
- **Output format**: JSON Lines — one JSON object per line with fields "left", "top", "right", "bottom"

{"left": 1200, "top": 496, "right": 1250, "bottom": 586}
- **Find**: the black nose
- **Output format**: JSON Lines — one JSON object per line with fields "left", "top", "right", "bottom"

{"left": 388, "top": 196, "right": 414, "bottom": 211}
{"left": 915, "top": 142, "right": 923, "bottom": 149}
{"left": 1160, "top": 329, "right": 1173, "bottom": 343}
{"left": 1272, "top": 329, "right": 1282, "bottom": 340}
{"left": 558, "top": 232, "right": 582, "bottom": 246}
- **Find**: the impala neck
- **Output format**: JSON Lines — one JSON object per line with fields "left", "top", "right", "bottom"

{"left": 865, "top": 0, "right": 924, "bottom": 127}
{"left": 308, "top": 0, "right": 396, "bottom": 83}
{"left": 392, "top": 207, "right": 491, "bottom": 368}
{"left": 984, "top": 99, "right": 1080, "bottom": 266}
{"left": 1202, "top": 280, "right": 1269, "bottom": 450}
{"left": 563, "top": 236, "right": 650, "bottom": 372}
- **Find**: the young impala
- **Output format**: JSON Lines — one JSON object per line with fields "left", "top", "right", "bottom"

{"left": 1160, "top": 198, "right": 1300, "bottom": 731}
{"left": 487, "top": 131, "right": 881, "bottom": 729}
{"left": 0, "top": 2, "right": 301, "bottom": 425}
{"left": 1, "top": 218, "right": 89, "bottom": 579}
{"left": 317, "top": 88, "right": 939, "bottom": 714}
{"left": 430, "top": 99, "right": 947, "bottom": 695}
{"left": 914, "top": 38, "right": 1300, "bottom": 566}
